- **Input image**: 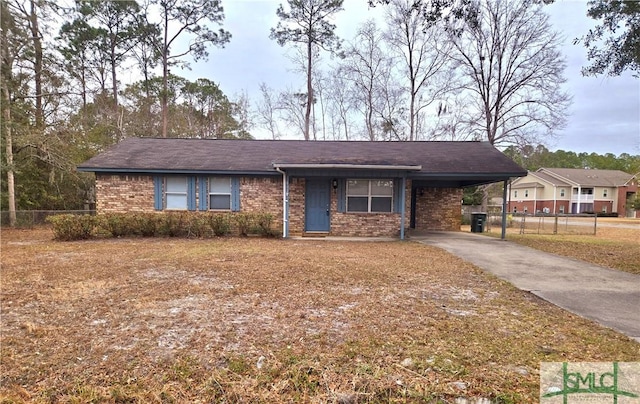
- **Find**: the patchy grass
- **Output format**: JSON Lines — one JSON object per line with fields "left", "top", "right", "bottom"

{"left": 1, "top": 227, "right": 638, "bottom": 403}
{"left": 486, "top": 225, "right": 640, "bottom": 275}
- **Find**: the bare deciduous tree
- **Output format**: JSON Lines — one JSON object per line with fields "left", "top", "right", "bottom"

{"left": 256, "top": 83, "right": 282, "bottom": 140}
{"left": 447, "top": 0, "right": 570, "bottom": 148}
{"left": 278, "top": 89, "right": 308, "bottom": 138}
{"left": 323, "top": 71, "right": 353, "bottom": 140}
{"left": 340, "top": 20, "right": 389, "bottom": 140}
{"left": 384, "top": 0, "right": 455, "bottom": 141}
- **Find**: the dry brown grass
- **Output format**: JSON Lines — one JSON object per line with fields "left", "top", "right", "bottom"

{"left": 487, "top": 224, "right": 640, "bottom": 275}
{"left": 1, "top": 228, "right": 638, "bottom": 403}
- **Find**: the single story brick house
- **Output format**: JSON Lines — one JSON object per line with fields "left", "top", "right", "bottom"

{"left": 78, "top": 138, "right": 526, "bottom": 238}
{"left": 508, "top": 168, "right": 638, "bottom": 217}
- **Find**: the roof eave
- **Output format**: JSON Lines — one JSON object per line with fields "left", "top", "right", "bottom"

{"left": 272, "top": 163, "right": 422, "bottom": 171}
{"left": 76, "top": 167, "right": 279, "bottom": 176}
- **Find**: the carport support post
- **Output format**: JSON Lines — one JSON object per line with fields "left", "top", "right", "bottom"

{"left": 400, "top": 176, "right": 406, "bottom": 240}
{"left": 501, "top": 179, "right": 508, "bottom": 240}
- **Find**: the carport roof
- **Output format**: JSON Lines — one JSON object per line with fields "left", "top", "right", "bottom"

{"left": 78, "top": 138, "right": 526, "bottom": 184}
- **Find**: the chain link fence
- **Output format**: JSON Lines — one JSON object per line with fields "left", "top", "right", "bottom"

{"left": 462, "top": 211, "right": 598, "bottom": 235}
{"left": 0, "top": 210, "right": 95, "bottom": 228}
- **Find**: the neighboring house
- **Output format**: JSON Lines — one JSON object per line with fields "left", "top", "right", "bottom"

{"left": 78, "top": 138, "right": 526, "bottom": 238}
{"left": 508, "top": 168, "right": 639, "bottom": 217}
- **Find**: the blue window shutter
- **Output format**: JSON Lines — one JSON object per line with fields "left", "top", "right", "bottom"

{"left": 187, "top": 177, "right": 196, "bottom": 211}
{"left": 393, "top": 179, "right": 402, "bottom": 213}
{"left": 198, "top": 177, "right": 208, "bottom": 211}
{"left": 153, "top": 176, "right": 163, "bottom": 210}
{"left": 231, "top": 177, "right": 241, "bottom": 211}
{"left": 337, "top": 179, "right": 346, "bottom": 213}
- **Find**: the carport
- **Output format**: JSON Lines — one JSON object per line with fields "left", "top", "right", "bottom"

{"left": 411, "top": 172, "right": 524, "bottom": 239}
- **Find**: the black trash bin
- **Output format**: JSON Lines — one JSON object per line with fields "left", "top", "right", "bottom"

{"left": 471, "top": 212, "right": 487, "bottom": 233}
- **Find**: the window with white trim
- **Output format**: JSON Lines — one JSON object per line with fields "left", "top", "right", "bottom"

{"left": 559, "top": 205, "right": 565, "bottom": 213}
{"left": 514, "top": 190, "right": 518, "bottom": 198}
{"left": 209, "top": 177, "right": 231, "bottom": 210}
{"left": 524, "top": 206, "right": 528, "bottom": 213}
{"left": 603, "top": 189, "right": 608, "bottom": 198}
{"left": 560, "top": 189, "right": 565, "bottom": 197}
{"left": 165, "top": 177, "right": 187, "bottom": 210}
{"left": 524, "top": 190, "right": 529, "bottom": 197}
{"left": 602, "top": 205, "right": 607, "bottom": 213}
{"left": 347, "top": 179, "right": 393, "bottom": 213}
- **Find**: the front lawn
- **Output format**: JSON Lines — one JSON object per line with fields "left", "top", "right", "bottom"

{"left": 1, "top": 228, "right": 637, "bottom": 403}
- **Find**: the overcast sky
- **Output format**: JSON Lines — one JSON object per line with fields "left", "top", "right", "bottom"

{"left": 172, "top": 0, "right": 640, "bottom": 156}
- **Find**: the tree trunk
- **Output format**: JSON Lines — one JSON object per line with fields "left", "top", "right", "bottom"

{"left": 367, "top": 88, "right": 374, "bottom": 140}
{"left": 304, "top": 41, "right": 312, "bottom": 141}
{"left": 161, "top": 7, "right": 169, "bottom": 138}
{"left": 409, "top": 93, "right": 415, "bottom": 141}
{"left": 80, "top": 56, "right": 87, "bottom": 109}
{"left": 29, "top": 0, "right": 43, "bottom": 128}
{"left": 2, "top": 83, "right": 16, "bottom": 227}
{"left": 111, "top": 43, "right": 118, "bottom": 108}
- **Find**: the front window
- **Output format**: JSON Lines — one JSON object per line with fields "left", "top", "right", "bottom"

{"left": 514, "top": 190, "right": 518, "bottom": 198}
{"left": 524, "top": 190, "right": 529, "bottom": 197}
{"left": 209, "top": 177, "right": 231, "bottom": 210}
{"left": 560, "top": 189, "right": 565, "bottom": 197}
{"left": 347, "top": 179, "right": 393, "bottom": 213}
{"left": 165, "top": 177, "right": 187, "bottom": 210}
{"left": 559, "top": 205, "right": 565, "bottom": 213}
{"left": 603, "top": 189, "right": 608, "bottom": 198}
{"left": 602, "top": 205, "right": 607, "bottom": 213}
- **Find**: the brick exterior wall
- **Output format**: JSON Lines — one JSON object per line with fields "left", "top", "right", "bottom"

{"left": 414, "top": 187, "right": 463, "bottom": 231}
{"left": 509, "top": 200, "right": 571, "bottom": 214}
{"left": 239, "top": 177, "right": 283, "bottom": 228}
{"left": 95, "top": 174, "right": 460, "bottom": 236}
{"left": 509, "top": 200, "right": 619, "bottom": 215}
{"left": 288, "top": 178, "right": 306, "bottom": 236}
{"left": 96, "top": 174, "right": 156, "bottom": 213}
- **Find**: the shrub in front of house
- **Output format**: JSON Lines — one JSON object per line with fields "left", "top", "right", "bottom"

{"left": 47, "top": 214, "right": 97, "bottom": 241}
{"left": 208, "top": 213, "right": 232, "bottom": 236}
{"left": 46, "top": 212, "right": 280, "bottom": 241}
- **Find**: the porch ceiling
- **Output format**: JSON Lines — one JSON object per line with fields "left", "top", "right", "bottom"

{"left": 412, "top": 174, "right": 516, "bottom": 188}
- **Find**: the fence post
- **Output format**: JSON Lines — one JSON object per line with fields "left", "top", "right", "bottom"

{"left": 553, "top": 215, "right": 558, "bottom": 235}
{"left": 593, "top": 213, "right": 597, "bottom": 235}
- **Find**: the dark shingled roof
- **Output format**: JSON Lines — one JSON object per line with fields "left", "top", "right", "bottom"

{"left": 78, "top": 138, "right": 526, "bottom": 180}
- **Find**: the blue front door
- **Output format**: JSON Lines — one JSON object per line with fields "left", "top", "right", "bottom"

{"left": 305, "top": 179, "right": 331, "bottom": 232}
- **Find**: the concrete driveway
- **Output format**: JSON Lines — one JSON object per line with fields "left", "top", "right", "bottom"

{"left": 413, "top": 232, "right": 640, "bottom": 342}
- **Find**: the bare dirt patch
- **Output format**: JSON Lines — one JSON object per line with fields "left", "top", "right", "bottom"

{"left": 1, "top": 228, "right": 638, "bottom": 402}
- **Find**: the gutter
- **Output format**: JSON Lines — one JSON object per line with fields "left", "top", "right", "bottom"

{"left": 272, "top": 163, "right": 422, "bottom": 171}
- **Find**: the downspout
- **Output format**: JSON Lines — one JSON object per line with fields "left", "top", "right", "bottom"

{"left": 501, "top": 179, "right": 508, "bottom": 240}
{"left": 533, "top": 186, "right": 537, "bottom": 214}
{"left": 275, "top": 167, "right": 289, "bottom": 238}
{"left": 553, "top": 185, "right": 557, "bottom": 213}
{"left": 400, "top": 176, "right": 406, "bottom": 240}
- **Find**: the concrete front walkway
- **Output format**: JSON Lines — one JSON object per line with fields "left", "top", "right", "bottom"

{"left": 413, "top": 232, "right": 640, "bottom": 342}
